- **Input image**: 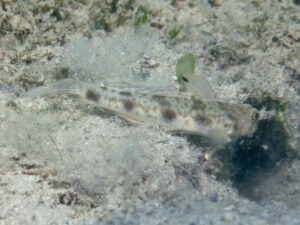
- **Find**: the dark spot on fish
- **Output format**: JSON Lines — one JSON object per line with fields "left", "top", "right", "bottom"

{"left": 119, "top": 91, "right": 132, "bottom": 96}
{"left": 194, "top": 114, "right": 212, "bottom": 126}
{"left": 218, "top": 102, "right": 234, "bottom": 112}
{"left": 123, "top": 99, "right": 135, "bottom": 111}
{"left": 233, "top": 124, "right": 238, "bottom": 131}
{"left": 174, "top": 98, "right": 181, "bottom": 104}
{"left": 152, "top": 95, "right": 171, "bottom": 107}
{"left": 191, "top": 98, "right": 206, "bottom": 110}
{"left": 109, "top": 97, "right": 117, "bottom": 103}
{"left": 161, "top": 109, "right": 176, "bottom": 121}
{"left": 142, "top": 105, "right": 150, "bottom": 113}
{"left": 224, "top": 122, "right": 231, "bottom": 128}
{"left": 86, "top": 89, "right": 101, "bottom": 102}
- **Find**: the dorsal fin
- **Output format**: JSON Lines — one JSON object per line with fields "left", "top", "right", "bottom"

{"left": 180, "top": 73, "right": 216, "bottom": 102}
{"left": 102, "top": 79, "right": 180, "bottom": 96}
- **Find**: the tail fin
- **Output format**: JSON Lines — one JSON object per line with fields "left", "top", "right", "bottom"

{"left": 28, "top": 79, "right": 85, "bottom": 97}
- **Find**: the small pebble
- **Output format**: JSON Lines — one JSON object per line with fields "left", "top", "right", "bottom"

{"left": 223, "top": 212, "right": 236, "bottom": 222}
{"left": 209, "top": 192, "right": 218, "bottom": 202}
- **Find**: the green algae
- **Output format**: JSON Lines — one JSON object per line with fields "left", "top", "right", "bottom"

{"left": 244, "top": 12, "right": 269, "bottom": 37}
{"left": 13, "top": 74, "right": 44, "bottom": 91}
{"left": 134, "top": 5, "right": 148, "bottom": 27}
{"left": 7, "top": 100, "right": 20, "bottom": 112}
{"left": 244, "top": 92, "right": 285, "bottom": 113}
{"left": 176, "top": 53, "right": 196, "bottom": 88}
{"left": 167, "top": 27, "right": 181, "bottom": 40}
{"left": 90, "top": 0, "right": 135, "bottom": 32}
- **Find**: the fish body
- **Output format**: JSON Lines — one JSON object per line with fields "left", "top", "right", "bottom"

{"left": 29, "top": 79, "right": 261, "bottom": 145}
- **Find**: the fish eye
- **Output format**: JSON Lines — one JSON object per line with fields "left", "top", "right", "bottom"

{"left": 182, "top": 76, "right": 189, "bottom": 83}
{"left": 252, "top": 112, "right": 260, "bottom": 120}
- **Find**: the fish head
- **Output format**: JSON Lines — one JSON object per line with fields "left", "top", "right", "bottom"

{"left": 222, "top": 103, "right": 260, "bottom": 140}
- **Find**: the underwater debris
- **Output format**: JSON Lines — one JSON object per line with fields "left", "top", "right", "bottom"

{"left": 209, "top": 45, "right": 252, "bottom": 69}
{"left": 208, "top": 0, "right": 220, "bottom": 7}
{"left": 58, "top": 191, "right": 80, "bottom": 206}
{"left": 244, "top": 91, "right": 285, "bottom": 113}
{"left": 13, "top": 74, "right": 44, "bottom": 91}
{"left": 6, "top": 100, "right": 21, "bottom": 112}
{"left": 90, "top": 0, "right": 135, "bottom": 31}
{"left": 23, "top": 168, "right": 57, "bottom": 177}
{"left": 54, "top": 67, "right": 70, "bottom": 80}
{"left": 243, "top": 12, "right": 269, "bottom": 38}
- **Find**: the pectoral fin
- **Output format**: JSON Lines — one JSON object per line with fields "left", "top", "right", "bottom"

{"left": 208, "top": 128, "right": 231, "bottom": 146}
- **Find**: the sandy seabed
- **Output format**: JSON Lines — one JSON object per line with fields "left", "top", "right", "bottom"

{"left": 0, "top": 1, "right": 300, "bottom": 224}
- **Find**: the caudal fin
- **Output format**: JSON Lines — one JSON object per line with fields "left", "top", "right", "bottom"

{"left": 28, "top": 79, "right": 85, "bottom": 97}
